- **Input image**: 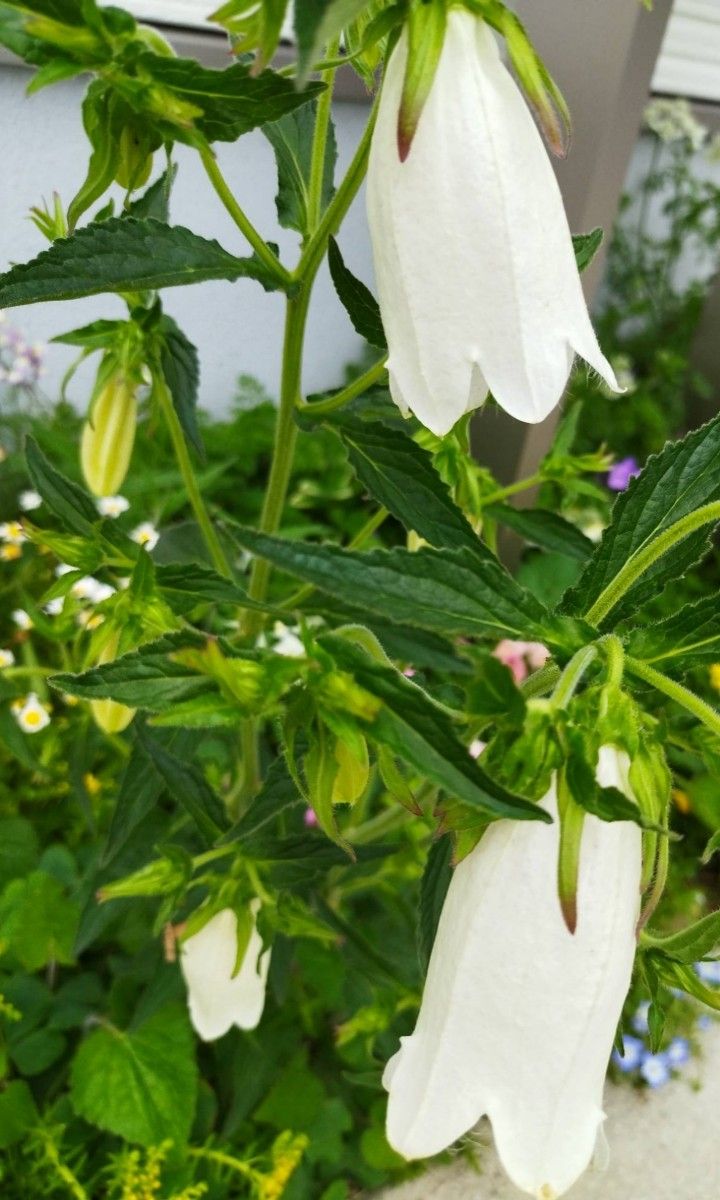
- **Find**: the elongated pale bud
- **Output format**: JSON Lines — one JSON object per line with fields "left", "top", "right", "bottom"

{"left": 80, "top": 374, "right": 137, "bottom": 497}
{"left": 90, "top": 632, "right": 135, "bottom": 734}
{"left": 384, "top": 745, "right": 642, "bottom": 1197}
{"left": 397, "top": 0, "right": 447, "bottom": 161}
{"left": 331, "top": 734, "right": 369, "bottom": 805}
{"left": 180, "top": 904, "right": 270, "bottom": 1040}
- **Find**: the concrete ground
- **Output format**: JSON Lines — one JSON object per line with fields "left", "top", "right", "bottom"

{"left": 378, "top": 1026, "right": 720, "bottom": 1200}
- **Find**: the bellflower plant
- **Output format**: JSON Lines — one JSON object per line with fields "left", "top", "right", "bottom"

{"left": 1, "top": 0, "right": 720, "bottom": 1196}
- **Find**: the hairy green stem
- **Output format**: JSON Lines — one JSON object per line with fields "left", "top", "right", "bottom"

{"left": 307, "top": 38, "right": 340, "bottom": 233}
{"left": 521, "top": 661, "right": 560, "bottom": 698}
{"left": 585, "top": 500, "right": 720, "bottom": 627}
{"left": 154, "top": 372, "right": 233, "bottom": 579}
{"left": 551, "top": 644, "right": 598, "bottom": 710}
{"left": 199, "top": 146, "right": 292, "bottom": 287}
{"left": 478, "top": 471, "right": 544, "bottom": 507}
{"left": 626, "top": 655, "right": 720, "bottom": 739}
{"left": 299, "top": 356, "right": 388, "bottom": 416}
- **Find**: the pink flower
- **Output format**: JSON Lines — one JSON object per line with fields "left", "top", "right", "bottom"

{"left": 304, "top": 807, "right": 318, "bottom": 828}
{"left": 493, "top": 640, "right": 549, "bottom": 683}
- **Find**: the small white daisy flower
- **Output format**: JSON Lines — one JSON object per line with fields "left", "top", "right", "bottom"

{"left": 271, "top": 622, "right": 305, "bottom": 658}
{"left": 76, "top": 609, "right": 104, "bottom": 630}
{"left": 43, "top": 597, "right": 64, "bottom": 616}
{"left": 131, "top": 522, "right": 160, "bottom": 551}
{"left": 12, "top": 692, "right": 51, "bottom": 734}
{"left": 55, "top": 563, "right": 75, "bottom": 578}
{"left": 18, "top": 490, "right": 42, "bottom": 512}
{"left": 71, "top": 576, "right": 115, "bottom": 604}
{"left": 0, "top": 520, "right": 27, "bottom": 545}
{"left": 96, "top": 495, "right": 130, "bottom": 518}
{"left": 11, "top": 609, "right": 32, "bottom": 631}
{"left": 0, "top": 648, "right": 15, "bottom": 668}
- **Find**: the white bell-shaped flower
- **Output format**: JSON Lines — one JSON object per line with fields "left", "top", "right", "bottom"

{"left": 180, "top": 904, "right": 270, "bottom": 1041}
{"left": 384, "top": 746, "right": 642, "bottom": 1198}
{"left": 367, "top": 9, "right": 619, "bottom": 437}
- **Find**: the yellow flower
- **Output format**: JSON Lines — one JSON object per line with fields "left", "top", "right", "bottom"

{"left": 709, "top": 663, "right": 720, "bottom": 691}
{"left": 0, "top": 543, "right": 23, "bottom": 561}
{"left": 83, "top": 772, "right": 102, "bottom": 796}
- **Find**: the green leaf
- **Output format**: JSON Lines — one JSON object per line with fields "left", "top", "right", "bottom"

{"left": 466, "top": 655, "right": 526, "bottom": 727}
{"left": 572, "top": 227, "right": 603, "bottom": 273}
{"left": 52, "top": 316, "right": 127, "bottom": 350}
{"left": 644, "top": 910, "right": 720, "bottom": 964}
{"left": 0, "top": 817, "right": 39, "bottom": 887}
{"left": 294, "top": 0, "right": 369, "bottom": 83}
{"left": 126, "top": 165, "right": 177, "bottom": 221}
{"left": 149, "top": 693, "right": 243, "bottom": 728}
{"left": 417, "top": 835, "right": 452, "bottom": 974}
{"left": 702, "top": 829, "right": 720, "bottom": 865}
{"left": 154, "top": 561, "right": 268, "bottom": 614}
{"left": 26, "top": 436, "right": 99, "bottom": 535}
{"left": 135, "top": 723, "right": 229, "bottom": 843}
{"left": 70, "top": 1004, "right": 198, "bottom": 1146}
{"left": 564, "top": 742, "right": 644, "bottom": 827}
{"left": 51, "top": 635, "right": 215, "bottom": 709}
{"left": 322, "top": 635, "right": 550, "bottom": 823}
{"left": 0, "top": 1081, "right": 39, "bottom": 1149}
{"left": 327, "top": 238, "right": 385, "bottom": 349}
{"left": 138, "top": 52, "right": 325, "bottom": 144}
{"left": 156, "top": 313, "right": 203, "bottom": 458}
{"left": 230, "top": 525, "right": 578, "bottom": 653}
{"left": 564, "top": 414, "right": 720, "bottom": 623}
{"left": 264, "top": 101, "right": 336, "bottom": 235}
{"left": 328, "top": 414, "right": 481, "bottom": 553}
{"left": 221, "top": 754, "right": 302, "bottom": 843}
{"left": 67, "top": 82, "right": 121, "bottom": 230}
{"left": 0, "top": 871, "right": 79, "bottom": 971}
{"left": 103, "top": 727, "right": 198, "bottom": 864}
{"left": 484, "top": 503, "right": 593, "bottom": 562}
{"left": 628, "top": 595, "right": 720, "bottom": 673}
{"left": 0, "top": 217, "right": 280, "bottom": 308}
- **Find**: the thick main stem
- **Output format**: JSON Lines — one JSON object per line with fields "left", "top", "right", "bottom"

{"left": 154, "top": 373, "right": 233, "bottom": 580}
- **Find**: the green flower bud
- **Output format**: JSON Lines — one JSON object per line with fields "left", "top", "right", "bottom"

{"left": 90, "top": 632, "right": 135, "bottom": 734}
{"left": 80, "top": 373, "right": 137, "bottom": 497}
{"left": 331, "top": 734, "right": 370, "bottom": 806}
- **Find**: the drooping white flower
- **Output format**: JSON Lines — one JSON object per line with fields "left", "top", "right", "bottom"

{"left": 180, "top": 905, "right": 270, "bottom": 1041}
{"left": 366, "top": 10, "right": 618, "bottom": 437}
{"left": 384, "top": 746, "right": 642, "bottom": 1199}
{"left": 11, "top": 692, "right": 51, "bottom": 734}
{"left": 131, "top": 521, "right": 160, "bottom": 551}
{"left": 18, "top": 489, "right": 42, "bottom": 512}
{"left": 96, "top": 494, "right": 130, "bottom": 518}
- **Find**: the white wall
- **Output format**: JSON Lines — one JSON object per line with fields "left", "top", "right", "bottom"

{"left": 0, "top": 64, "right": 373, "bottom": 414}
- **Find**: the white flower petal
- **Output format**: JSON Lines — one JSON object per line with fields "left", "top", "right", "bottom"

{"left": 367, "top": 11, "right": 618, "bottom": 437}
{"left": 384, "top": 746, "right": 641, "bottom": 1197}
{"left": 180, "top": 906, "right": 270, "bottom": 1041}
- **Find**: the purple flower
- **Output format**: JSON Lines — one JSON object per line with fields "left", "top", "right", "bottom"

{"left": 607, "top": 456, "right": 640, "bottom": 492}
{"left": 612, "top": 1034, "right": 644, "bottom": 1073}
{"left": 666, "top": 1037, "right": 691, "bottom": 1069}
{"left": 640, "top": 1052, "right": 670, "bottom": 1089}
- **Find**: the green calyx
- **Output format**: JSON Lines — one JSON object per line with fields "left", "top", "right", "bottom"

{"left": 397, "top": 0, "right": 447, "bottom": 161}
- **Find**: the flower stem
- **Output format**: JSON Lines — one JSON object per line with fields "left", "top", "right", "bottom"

{"left": 299, "top": 356, "right": 388, "bottom": 416}
{"left": 585, "top": 500, "right": 720, "bottom": 627}
{"left": 626, "top": 654, "right": 720, "bottom": 739}
{"left": 199, "top": 146, "right": 292, "bottom": 288}
{"left": 154, "top": 371, "right": 233, "bottom": 580}
{"left": 307, "top": 38, "right": 340, "bottom": 233}
{"left": 551, "top": 644, "right": 598, "bottom": 709}
{"left": 478, "top": 472, "right": 544, "bottom": 507}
